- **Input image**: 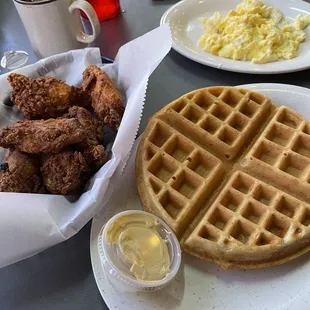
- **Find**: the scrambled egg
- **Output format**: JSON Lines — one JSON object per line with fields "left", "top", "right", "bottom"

{"left": 198, "top": 0, "right": 310, "bottom": 63}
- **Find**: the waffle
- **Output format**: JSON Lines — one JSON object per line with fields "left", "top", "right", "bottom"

{"left": 136, "top": 86, "right": 310, "bottom": 269}
{"left": 240, "top": 106, "right": 310, "bottom": 203}
{"left": 183, "top": 171, "right": 310, "bottom": 269}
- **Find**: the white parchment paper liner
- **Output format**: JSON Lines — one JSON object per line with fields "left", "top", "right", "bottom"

{"left": 0, "top": 24, "right": 171, "bottom": 268}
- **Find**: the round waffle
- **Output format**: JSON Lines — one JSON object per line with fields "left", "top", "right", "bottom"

{"left": 136, "top": 86, "right": 310, "bottom": 269}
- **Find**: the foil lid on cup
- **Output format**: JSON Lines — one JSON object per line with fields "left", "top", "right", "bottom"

{"left": 1, "top": 51, "right": 29, "bottom": 71}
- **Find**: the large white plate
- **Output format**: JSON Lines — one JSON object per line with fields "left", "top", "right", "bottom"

{"left": 90, "top": 84, "right": 310, "bottom": 310}
{"left": 160, "top": 0, "right": 310, "bottom": 74}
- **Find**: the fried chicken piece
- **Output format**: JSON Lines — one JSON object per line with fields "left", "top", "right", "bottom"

{"left": 41, "top": 150, "right": 89, "bottom": 195}
{"left": 0, "top": 118, "right": 88, "bottom": 154}
{"left": 0, "top": 149, "right": 44, "bottom": 193}
{"left": 8, "top": 73, "right": 90, "bottom": 119}
{"left": 82, "top": 65, "right": 124, "bottom": 130}
{"left": 65, "top": 106, "right": 107, "bottom": 167}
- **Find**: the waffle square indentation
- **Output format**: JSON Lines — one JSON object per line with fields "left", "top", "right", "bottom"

{"left": 249, "top": 92, "right": 266, "bottom": 105}
{"left": 303, "top": 124, "right": 310, "bottom": 135}
{"left": 253, "top": 141, "right": 282, "bottom": 165}
{"left": 187, "top": 151, "right": 218, "bottom": 178}
{"left": 183, "top": 105, "right": 203, "bottom": 124}
{"left": 171, "top": 99, "right": 187, "bottom": 113}
{"left": 217, "top": 126, "right": 239, "bottom": 146}
{"left": 265, "top": 123, "right": 294, "bottom": 147}
{"left": 208, "top": 87, "right": 223, "bottom": 98}
{"left": 230, "top": 221, "right": 254, "bottom": 244}
{"left": 145, "top": 146, "right": 156, "bottom": 161}
{"left": 211, "top": 103, "right": 231, "bottom": 121}
{"left": 199, "top": 225, "right": 220, "bottom": 242}
{"left": 252, "top": 184, "right": 276, "bottom": 206}
{"left": 164, "top": 136, "right": 194, "bottom": 163}
{"left": 277, "top": 108, "right": 302, "bottom": 129}
{"left": 148, "top": 156, "right": 177, "bottom": 182}
{"left": 242, "top": 201, "right": 266, "bottom": 224}
{"left": 231, "top": 173, "right": 255, "bottom": 194}
{"left": 265, "top": 214, "right": 289, "bottom": 238}
{"left": 171, "top": 170, "right": 201, "bottom": 199}
{"left": 159, "top": 191, "right": 185, "bottom": 219}
{"left": 208, "top": 207, "right": 232, "bottom": 231}
{"left": 275, "top": 196, "right": 299, "bottom": 218}
{"left": 279, "top": 153, "right": 309, "bottom": 178}
{"left": 221, "top": 190, "right": 243, "bottom": 212}
{"left": 192, "top": 92, "right": 214, "bottom": 111}
{"left": 256, "top": 233, "right": 277, "bottom": 246}
{"left": 240, "top": 100, "right": 259, "bottom": 118}
{"left": 200, "top": 115, "right": 221, "bottom": 135}
{"left": 292, "top": 135, "right": 310, "bottom": 159}
{"left": 221, "top": 89, "right": 243, "bottom": 108}
{"left": 228, "top": 113, "right": 249, "bottom": 132}
{"left": 238, "top": 89, "right": 247, "bottom": 95}
{"left": 148, "top": 123, "right": 172, "bottom": 147}
{"left": 300, "top": 208, "right": 310, "bottom": 227}
{"left": 149, "top": 178, "right": 162, "bottom": 194}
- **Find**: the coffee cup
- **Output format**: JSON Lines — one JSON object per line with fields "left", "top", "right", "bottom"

{"left": 13, "top": 0, "right": 100, "bottom": 59}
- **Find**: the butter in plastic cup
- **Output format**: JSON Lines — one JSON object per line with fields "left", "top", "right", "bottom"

{"left": 98, "top": 210, "right": 182, "bottom": 292}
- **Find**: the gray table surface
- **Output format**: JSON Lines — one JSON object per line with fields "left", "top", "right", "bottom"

{"left": 1, "top": 0, "right": 310, "bottom": 309}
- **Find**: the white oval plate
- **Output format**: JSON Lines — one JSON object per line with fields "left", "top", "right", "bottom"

{"left": 90, "top": 84, "right": 310, "bottom": 310}
{"left": 160, "top": 0, "right": 310, "bottom": 74}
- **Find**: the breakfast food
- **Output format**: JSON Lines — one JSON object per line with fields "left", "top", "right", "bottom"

{"left": 0, "top": 66, "right": 124, "bottom": 195}
{"left": 136, "top": 86, "right": 310, "bottom": 269}
{"left": 198, "top": 0, "right": 310, "bottom": 63}
{"left": 0, "top": 150, "right": 44, "bottom": 193}
{"left": 8, "top": 73, "right": 90, "bottom": 119}
{"left": 82, "top": 65, "right": 125, "bottom": 130}
{"left": 63, "top": 106, "right": 107, "bottom": 168}
{"left": 241, "top": 106, "right": 310, "bottom": 203}
{"left": 40, "top": 150, "right": 89, "bottom": 195}
{"left": 0, "top": 117, "right": 88, "bottom": 154}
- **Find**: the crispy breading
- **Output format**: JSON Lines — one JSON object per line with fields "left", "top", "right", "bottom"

{"left": 41, "top": 150, "right": 89, "bottom": 195}
{"left": 0, "top": 149, "right": 44, "bottom": 193}
{"left": 65, "top": 106, "right": 107, "bottom": 167}
{"left": 0, "top": 118, "right": 88, "bottom": 154}
{"left": 82, "top": 65, "right": 124, "bottom": 130}
{"left": 8, "top": 73, "right": 90, "bottom": 119}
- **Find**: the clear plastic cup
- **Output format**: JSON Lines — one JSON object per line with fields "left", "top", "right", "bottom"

{"left": 98, "top": 210, "right": 182, "bottom": 292}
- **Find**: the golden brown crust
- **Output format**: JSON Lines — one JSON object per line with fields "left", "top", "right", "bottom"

{"left": 40, "top": 150, "right": 89, "bottom": 195}
{"left": 82, "top": 65, "right": 124, "bottom": 130}
{"left": 64, "top": 106, "right": 107, "bottom": 167}
{"left": 136, "top": 86, "right": 310, "bottom": 269}
{"left": 0, "top": 149, "right": 44, "bottom": 193}
{"left": 8, "top": 73, "right": 90, "bottom": 119}
{"left": 0, "top": 68, "right": 123, "bottom": 195}
{"left": 0, "top": 117, "right": 88, "bottom": 154}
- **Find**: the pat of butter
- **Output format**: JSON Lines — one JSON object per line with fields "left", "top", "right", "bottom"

{"left": 105, "top": 214, "right": 170, "bottom": 282}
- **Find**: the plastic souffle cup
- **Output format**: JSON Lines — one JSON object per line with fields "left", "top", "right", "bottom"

{"left": 98, "top": 210, "right": 182, "bottom": 292}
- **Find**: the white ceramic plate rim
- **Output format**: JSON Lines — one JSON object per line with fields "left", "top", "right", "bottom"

{"left": 90, "top": 83, "right": 310, "bottom": 310}
{"left": 160, "top": 0, "right": 310, "bottom": 74}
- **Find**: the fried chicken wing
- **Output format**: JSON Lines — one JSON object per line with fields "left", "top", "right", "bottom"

{"left": 81, "top": 65, "right": 124, "bottom": 130}
{"left": 0, "top": 149, "right": 44, "bottom": 193}
{"left": 8, "top": 73, "right": 90, "bottom": 119}
{"left": 41, "top": 150, "right": 89, "bottom": 195}
{"left": 65, "top": 106, "right": 107, "bottom": 167}
{"left": 0, "top": 118, "right": 87, "bottom": 154}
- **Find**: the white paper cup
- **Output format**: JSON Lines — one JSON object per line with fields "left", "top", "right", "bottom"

{"left": 98, "top": 210, "right": 182, "bottom": 292}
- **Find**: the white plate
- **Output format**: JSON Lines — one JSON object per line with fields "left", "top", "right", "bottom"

{"left": 90, "top": 84, "right": 310, "bottom": 310}
{"left": 160, "top": 0, "right": 310, "bottom": 74}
